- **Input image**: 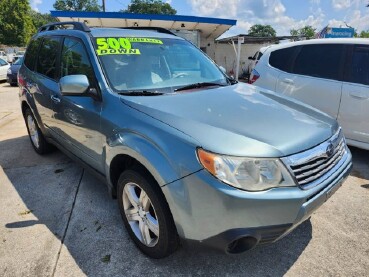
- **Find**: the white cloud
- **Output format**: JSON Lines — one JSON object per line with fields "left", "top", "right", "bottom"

{"left": 332, "top": 0, "right": 351, "bottom": 10}
{"left": 188, "top": 0, "right": 325, "bottom": 36}
{"left": 31, "top": 0, "right": 42, "bottom": 12}
{"left": 328, "top": 9, "right": 369, "bottom": 32}
{"left": 188, "top": 0, "right": 369, "bottom": 37}
{"left": 188, "top": 0, "right": 240, "bottom": 17}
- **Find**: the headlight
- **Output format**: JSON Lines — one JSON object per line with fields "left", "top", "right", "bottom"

{"left": 197, "top": 148, "right": 295, "bottom": 191}
{"left": 7, "top": 68, "right": 11, "bottom": 74}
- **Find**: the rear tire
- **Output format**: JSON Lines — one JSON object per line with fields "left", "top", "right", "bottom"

{"left": 24, "top": 108, "right": 54, "bottom": 154}
{"left": 117, "top": 168, "right": 179, "bottom": 258}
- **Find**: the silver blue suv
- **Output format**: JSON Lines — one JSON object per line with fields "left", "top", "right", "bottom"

{"left": 18, "top": 22, "right": 352, "bottom": 258}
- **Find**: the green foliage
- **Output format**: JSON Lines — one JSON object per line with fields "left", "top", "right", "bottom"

{"left": 122, "top": 0, "right": 177, "bottom": 15}
{"left": 248, "top": 24, "right": 276, "bottom": 37}
{"left": 53, "top": 0, "right": 101, "bottom": 12}
{"left": 30, "top": 11, "right": 56, "bottom": 30}
{"left": 290, "top": 29, "right": 299, "bottom": 36}
{"left": 358, "top": 30, "right": 369, "bottom": 38}
{"left": 290, "top": 26, "right": 316, "bottom": 39}
{"left": 0, "top": 0, "right": 36, "bottom": 45}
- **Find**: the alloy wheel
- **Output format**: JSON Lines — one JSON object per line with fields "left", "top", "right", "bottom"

{"left": 122, "top": 182, "right": 159, "bottom": 247}
{"left": 27, "top": 114, "right": 40, "bottom": 149}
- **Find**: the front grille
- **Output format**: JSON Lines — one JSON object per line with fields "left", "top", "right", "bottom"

{"left": 282, "top": 129, "right": 348, "bottom": 189}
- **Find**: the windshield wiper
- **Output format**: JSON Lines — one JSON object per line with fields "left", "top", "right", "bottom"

{"left": 174, "top": 82, "right": 226, "bottom": 92}
{"left": 118, "top": 90, "right": 164, "bottom": 96}
{"left": 227, "top": 77, "right": 238, "bottom": 85}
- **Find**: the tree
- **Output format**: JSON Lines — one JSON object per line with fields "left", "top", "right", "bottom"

{"left": 30, "top": 11, "right": 56, "bottom": 30}
{"left": 122, "top": 0, "right": 177, "bottom": 15}
{"left": 290, "top": 26, "right": 316, "bottom": 39}
{"left": 248, "top": 24, "right": 276, "bottom": 37}
{"left": 0, "top": 0, "right": 36, "bottom": 45}
{"left": 358, "top": 30, "right": 369, "bottom": 38}
{"left": 53, "top": 0, "right": 101, "bottom": 12}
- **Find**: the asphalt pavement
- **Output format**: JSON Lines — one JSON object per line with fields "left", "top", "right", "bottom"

{"left": 0, "top": 82, "right": 368, "bottom": 276}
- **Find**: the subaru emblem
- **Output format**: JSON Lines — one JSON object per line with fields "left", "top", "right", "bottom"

{"left": 326, "top": 143, "right": 334, "bottom": 157}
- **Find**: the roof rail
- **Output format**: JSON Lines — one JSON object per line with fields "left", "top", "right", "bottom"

{"left": 122, "top": 27, "right": 176, "bottom": 36}
{"left": 38, "top": 21, "right": 91, "bottom": 33}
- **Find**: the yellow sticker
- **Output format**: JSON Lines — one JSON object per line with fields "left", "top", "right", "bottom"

{"left": 125, "top": 38, "right": 163, "bottom": 44}
{"left": 95, "top": 37, "right": 162, "bottom": 55}
{"left": 96, "top": 49, "right": 141, "bottom": 55}
{"left": 96, "top": 38, "right": 132, "bottom": 50}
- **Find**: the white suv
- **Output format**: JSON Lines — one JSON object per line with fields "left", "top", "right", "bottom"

{"left": 251, "top": 38, "right": 369, "bottom": 150}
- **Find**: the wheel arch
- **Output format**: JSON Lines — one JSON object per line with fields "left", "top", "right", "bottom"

{"left": 105, "top": 131, "right": 183, "bottom": 198}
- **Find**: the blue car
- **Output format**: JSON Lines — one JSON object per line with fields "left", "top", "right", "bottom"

{"left": 7, "top": 57, "right": 23, "bottom": 86}
{"left": 18, "top": 22, "right": 352, "bottom": 258}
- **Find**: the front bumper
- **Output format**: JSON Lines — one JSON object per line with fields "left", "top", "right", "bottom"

{"left": 162, "top": 149, "right": 352, "bottom": 253}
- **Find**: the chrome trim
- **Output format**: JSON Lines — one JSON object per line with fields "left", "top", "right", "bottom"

{"left": 281, "top": 128, "right": 349, "bottom": 190}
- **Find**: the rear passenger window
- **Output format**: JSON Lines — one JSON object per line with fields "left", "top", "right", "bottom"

{"left": 293, "top": 44, "right": 344, "bottom": 81}
{"left": 61, "top": 37, "right": 95, "bottom": 87}
{"left": 348, "top": 45, "right": 369, "bottom": 86}
{"left": 36, "top": 37, "right": 61, "bottom": 80}
{"left": 24, "top": 39, "right": 41, "bottom": 70}
{"left": 0, "top": 59, "right": 7, "bottom": 66}
{"left": 269, "top": 47, "right": 297, "bottom": 72}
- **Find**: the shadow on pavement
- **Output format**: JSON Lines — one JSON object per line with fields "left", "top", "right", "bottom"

{"left": 1, "top": 135, "right": 316, "bottom": 276}
{"left": 349, "top": 146, "right": 369, "bottom": 180}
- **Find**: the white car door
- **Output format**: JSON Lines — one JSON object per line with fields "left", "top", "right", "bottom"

{"left": 275, "top": 44, "right": 345, "bottom": 119}
{"left": 339, "top": 45, "right": 369, "bottom": 146}
{"left": 0, "top": 58, "right": 10, "bottom": 80}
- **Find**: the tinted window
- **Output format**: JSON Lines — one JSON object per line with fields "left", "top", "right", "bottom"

{"left": 269, "top": 46, "right": 297, "bottom": 72}
{"left": 349, "top": 45, "right": 369, "bottom": 86}
{"left": 24, "top": 39, "right": 40, "bottom": 70}
{"left": 293, "top": 44, "right": 344, "bottom": 80}
{"left": 36, "top": 37, "right": 61, "bottom": 79}
{"left": 61, "top": 37, "right": 95, "bottom": 86}
{"left": 0, "top": 59, "right": 7, "bottom": 66}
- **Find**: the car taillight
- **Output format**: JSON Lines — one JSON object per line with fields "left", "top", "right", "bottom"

{"left": 248, "top": 69, "right": 260, "bottom": 84}
{"left": 18, "top": 74, "right": 26, "bottom": 87}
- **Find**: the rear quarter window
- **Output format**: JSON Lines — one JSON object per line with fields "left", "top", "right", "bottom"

{"left": 269, "top": 46, "right": 297, "bottom": 72}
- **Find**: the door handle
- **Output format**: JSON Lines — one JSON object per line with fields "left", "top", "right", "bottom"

{"left": 349, "top": 91, "right": 369, "bottom": 100}
{"left": 282, "top": 78, "right": 294, "bottom": 85}
{"left": 51, "top": 95, "right": 61, "bottom": 104}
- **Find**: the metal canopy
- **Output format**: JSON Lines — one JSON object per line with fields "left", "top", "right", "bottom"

{"left": 50, "top": 11, "right": 237, "bottom": 39}
{"left": 216, "top": 34, "right": 303, "bottom": 44}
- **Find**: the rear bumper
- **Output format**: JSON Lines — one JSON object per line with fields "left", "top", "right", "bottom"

{"left": 7, "top": 73, "right": 17, "bottom": 84}
{"left": 162, "top": 150, "right": 352, "bottom": 253}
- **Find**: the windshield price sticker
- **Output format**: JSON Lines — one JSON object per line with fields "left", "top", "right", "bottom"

{"left": 96, "top": 48, "right": 141, "bottom": 55}
{"left": 125, "top": 37, "right": 163, "bottom": 44}
{"left": 95, "top": 37, "right": 162, "bottom": 55}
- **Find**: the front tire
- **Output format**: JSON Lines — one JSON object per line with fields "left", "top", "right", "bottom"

{"left": 117, "top": 169, "right": 179, "bottom": 258}
{"left": 24, "top": 108, "right": 53, "bottom": 154}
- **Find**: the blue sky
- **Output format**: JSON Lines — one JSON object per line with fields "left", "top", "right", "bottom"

{"left": 32, "top": 0, "right": 369, "bottom": 36}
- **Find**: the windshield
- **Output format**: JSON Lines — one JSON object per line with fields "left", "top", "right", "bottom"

{"left": 93, "top": 37, "right": 229, "bottom": 94}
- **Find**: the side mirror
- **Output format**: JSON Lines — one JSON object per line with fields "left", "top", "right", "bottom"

{"left": 60, "top": 75, "right": 90, "bottom": 95}
{"left": 248, "top": 56, "right": 254, "bottom": 60}
{"left": 219, "top": 66, "right": 226, "bottom": 74}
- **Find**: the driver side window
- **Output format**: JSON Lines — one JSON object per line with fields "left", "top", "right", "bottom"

{"left": 61, "top": 37, "right": 95, "bottom": 87}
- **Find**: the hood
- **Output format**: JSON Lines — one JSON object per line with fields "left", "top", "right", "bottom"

{"left": 120, "top": 83, "right": 338, "bottom": 157}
